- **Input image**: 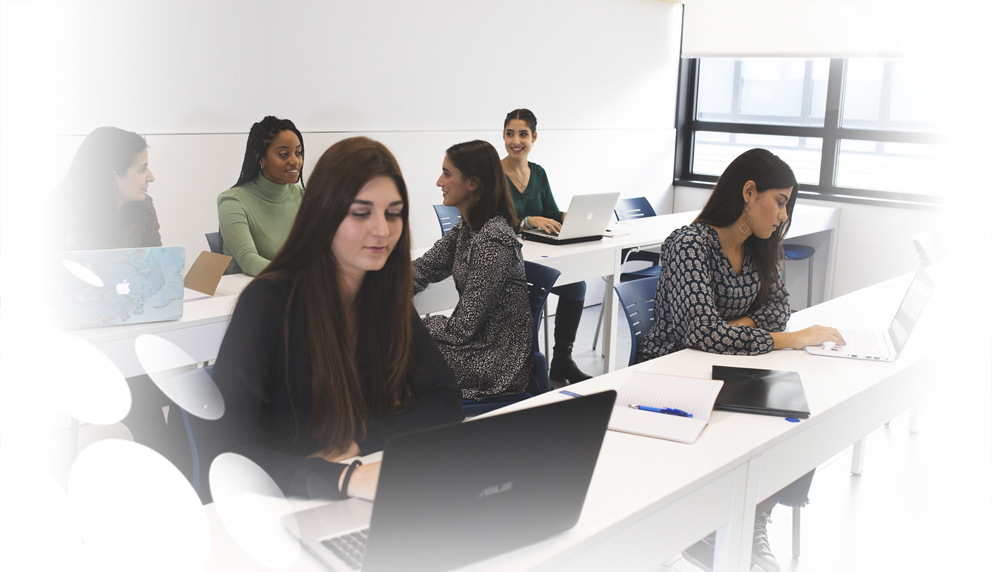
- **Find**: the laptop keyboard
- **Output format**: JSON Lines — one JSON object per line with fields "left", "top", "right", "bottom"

{"left": 320, "top": 528, "right": 369, "bottom": 570}
{"left": 525, "top": 229, "right": 562, "bottom": 239}
{"left": 838, "top": 328, "right": 888, "bottom": 356}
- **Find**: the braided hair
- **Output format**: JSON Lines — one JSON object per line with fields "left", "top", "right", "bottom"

{"left": 232, "top": 116, "right": 305, "bottom": 188}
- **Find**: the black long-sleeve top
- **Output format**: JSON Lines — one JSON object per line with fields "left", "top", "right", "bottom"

{"left": 192, "top": 277, "right": 463, "bottom": 503}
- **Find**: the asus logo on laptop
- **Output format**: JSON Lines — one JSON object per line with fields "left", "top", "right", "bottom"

{"left": 479, "top": 482, "right": 513, "bottom": 498}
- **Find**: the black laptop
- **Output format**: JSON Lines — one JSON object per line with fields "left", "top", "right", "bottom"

{"left": 283, "top": 391, "right": 617, "bottom": 572}
{"left": 711, "top": 365, "right": 810, "bottom": 419}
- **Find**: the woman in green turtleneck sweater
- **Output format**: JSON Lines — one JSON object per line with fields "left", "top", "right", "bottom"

{"left": 218, "top": 116, "right": 306, "bottom": 275}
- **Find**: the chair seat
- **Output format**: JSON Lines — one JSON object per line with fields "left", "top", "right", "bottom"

{"left": 783, "top": 245, "right": 815, "bottom": 260}
{"left": 621, "top": 264, "right": 662, "bottom": 282}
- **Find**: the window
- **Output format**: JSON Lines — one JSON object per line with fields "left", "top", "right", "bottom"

{"left": 675, "top": 58, "right": 942, "bottom": 208}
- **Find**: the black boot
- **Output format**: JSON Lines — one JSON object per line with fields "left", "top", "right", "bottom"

{"left": 549, "top": 298, "right": 593, "bottom": 384}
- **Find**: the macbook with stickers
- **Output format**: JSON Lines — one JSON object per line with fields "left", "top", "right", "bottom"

{"left": 283, "top": 390, "right": 616, "bottom": 572}
{"left": 55, "top": 246, "right": 186, "bottom": 329}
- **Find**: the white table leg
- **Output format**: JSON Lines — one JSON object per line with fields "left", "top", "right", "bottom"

{"left": 851, "top": 438, "right": 866, "bottom": 475}
{"left": 909, "top": 404, "right": 920, "bottom": 433}
{"left": 729, "top": 459, "right": 761, "bottom": 572}
{"left": 601, "top": 252, "right": 621, "bottom": 373}
{"left": 714, "top": 462, "right": 751, "bottom": 572}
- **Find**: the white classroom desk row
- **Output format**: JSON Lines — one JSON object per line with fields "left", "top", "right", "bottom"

{"left": 200, "top": 268, "right": 941, "bottom": 572}
{"left": 69, "top": 204, "right": 839, "bottom": 378}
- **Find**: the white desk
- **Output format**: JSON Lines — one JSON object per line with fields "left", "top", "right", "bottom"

{"left": 69, "top": 274, "right": 253, "bottom": 378}
{"left": 70, "top": 204, "right": 839, "bottom": 380}
{"left": 188, "top": 269, "right": 939, "bottom": 572}
{"left": 201, "top": 423, "right": 751, "bottom": 572}
{"left": 632, "top": 270, "right": 943, "bottom": 570}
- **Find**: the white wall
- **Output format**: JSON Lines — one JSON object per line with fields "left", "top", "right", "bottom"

{"left": 673, "top": 186, "right": 947, "bottom": 299}
{"left": 5, "top": 0, "right": 683, "bottom": 265}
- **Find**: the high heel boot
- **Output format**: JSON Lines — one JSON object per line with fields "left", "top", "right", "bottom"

{"left": 549, "top": 298, "right": 593, "bottom": 384}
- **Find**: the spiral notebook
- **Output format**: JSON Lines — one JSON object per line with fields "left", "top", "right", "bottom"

{"left": 607, "top": 372, "right": 724, "bottom": 444}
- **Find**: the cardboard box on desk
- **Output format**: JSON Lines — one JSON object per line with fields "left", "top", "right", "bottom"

{"left": 184, "top": 251, "right": 232, "bottom": 296}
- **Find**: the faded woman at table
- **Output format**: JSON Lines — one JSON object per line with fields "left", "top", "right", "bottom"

{"left": 637, "top": 148, "right": 844, "bottom": 572}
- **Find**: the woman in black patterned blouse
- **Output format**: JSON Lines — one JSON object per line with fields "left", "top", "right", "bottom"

{"left": 638, "top": 148, "right": 844, "bottom": 362}
{"left": 413, "top": 140, "right": 533, "bottom": 401}
{"left": 640, "top": 149, "right": 844, "bottom": 572}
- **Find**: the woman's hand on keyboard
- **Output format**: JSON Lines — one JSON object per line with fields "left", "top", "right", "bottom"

{"left": 529, "top": 216, "right": 561, "bottom": 234}
{"left": 772, "top": 326, "right": 846, "bottom": 350}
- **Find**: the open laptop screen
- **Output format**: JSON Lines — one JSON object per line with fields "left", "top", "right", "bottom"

{"left": 887, "top": 269, "right": 934, "bottom": 355}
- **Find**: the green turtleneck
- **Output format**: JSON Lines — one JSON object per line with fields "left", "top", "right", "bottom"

{"left": 217, "top": 175, "right": 303, "bottom": 276}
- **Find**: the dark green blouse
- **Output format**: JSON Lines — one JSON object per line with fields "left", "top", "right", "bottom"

{"left": 506, "top": 162, "right": 563, "bottom": 232}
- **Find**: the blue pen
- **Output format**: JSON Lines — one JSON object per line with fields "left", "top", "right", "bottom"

{"left": 628, "top": 404, "right": 692, "bottom": 418}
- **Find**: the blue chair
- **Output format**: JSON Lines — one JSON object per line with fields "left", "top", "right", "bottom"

{"left": 593, "top": 197, "right": 662, "bottom": 350}
{"left": 432, "top": 205, "right": 462, "bottom": 237}
{"left": 614, "top": 198, "right": 663, "bottom": 281}
{"left": 783, "top": 244, "right": 815, "bottom": 309}
{"left": 168, "top": 364, "right": 217, "bottom": 497}
{"left": 462, "top": 261, "right": 560, "bottom": 416}
{"left": 205, "top": 231, "right": 223, "bottom": 254}
{"left": 613, "top": 277, "right": 658, "bottom": 367}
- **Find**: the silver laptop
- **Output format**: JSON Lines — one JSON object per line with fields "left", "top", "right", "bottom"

{"left": 522, "top": 192, "right": 620, "bottom": 245}
{"left": 283, "top": 391, "right": 616, "bottom": 572}
{"left": 55, "top": 246, "right": 186, "bottom": 329}
{"left": 805, "top": 269, "right": 934, "bottom": 362}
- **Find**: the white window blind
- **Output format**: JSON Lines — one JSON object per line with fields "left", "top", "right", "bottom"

{"left": 682, "top": 0, "right": 917, "bottom": 58}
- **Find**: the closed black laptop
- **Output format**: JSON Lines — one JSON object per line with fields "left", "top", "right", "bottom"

{"left": 711, "top": 365, "right": 810, "bottom": 419}
{"left": 285, "top": 390, "right": 617, "bottom": 572}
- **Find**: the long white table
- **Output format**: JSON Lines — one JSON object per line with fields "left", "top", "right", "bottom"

{"left": 196, "top": 268, "right": 940, "bottom": 572}
{"left": 70, "top": 204, "right": 838, "bottom": 378}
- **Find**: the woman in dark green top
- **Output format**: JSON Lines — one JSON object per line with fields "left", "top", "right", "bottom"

{"left": 500, "top": 108, "right": 591, "bottom": 384}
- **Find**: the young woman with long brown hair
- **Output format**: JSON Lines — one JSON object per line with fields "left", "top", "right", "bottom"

{"left": 413, "top": 140, "right": 532, "bottom": 400}
{"left": 637, "top": 148, "right": 843, "bottom": 572}
{"left": 196, "top": 137, "right": 462, "bottom": 502}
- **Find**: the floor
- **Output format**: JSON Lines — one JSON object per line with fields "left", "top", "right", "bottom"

{"left": 548, "top": 305, "right": 992, "bottom": 572}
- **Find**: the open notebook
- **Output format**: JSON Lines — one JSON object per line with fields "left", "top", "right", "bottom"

{"left": 608, "top": 372, "right": 724, "bottom": 444}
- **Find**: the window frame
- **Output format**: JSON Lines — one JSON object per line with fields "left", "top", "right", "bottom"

{"left": 674, "top": 58, "right": 943, "bottom": 210}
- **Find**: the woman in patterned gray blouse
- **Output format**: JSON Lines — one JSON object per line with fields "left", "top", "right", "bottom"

{"left": 641, "top": 149, "right": 844, "bottom": 572}
{"left": 638, "top": 148, "right": 844, "bottom": 362}
{"left": 413, "top": 140, "right": 533, "bottom": 401}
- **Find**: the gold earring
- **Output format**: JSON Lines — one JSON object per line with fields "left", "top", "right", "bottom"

{"left": 738, "top": 212, "right": 751, "bottom": 234}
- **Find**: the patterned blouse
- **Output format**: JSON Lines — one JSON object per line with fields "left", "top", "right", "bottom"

{"left": 637, "top": 223, "right": 791, "bottom": 362}
{"left": 413, "top": 216, "right": 533, "bottom": 400}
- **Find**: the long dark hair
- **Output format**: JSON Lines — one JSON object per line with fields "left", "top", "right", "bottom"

{"left": 256, "top": 137, "right": 413, "bottom": 452}
{"left": 233, "top": 116, "right": 305, "bottom": 188}
{"left": 504, "top": 108, "right": 538, "bottom": 132}
{"left": 446, "top": 140, "right": 517, "bottom": 231}
{"left": 695, "top": 148, "right": 799, "bottom": 312}
{"left": 56, "top": 126, "right": 148, "bottom": 248}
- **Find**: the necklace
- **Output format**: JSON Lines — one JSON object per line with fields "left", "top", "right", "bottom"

{"left": 503, "top": 159, "right": 529, "bottom": 191}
